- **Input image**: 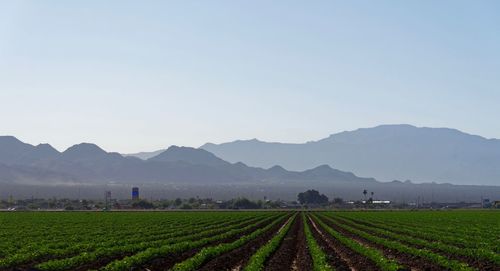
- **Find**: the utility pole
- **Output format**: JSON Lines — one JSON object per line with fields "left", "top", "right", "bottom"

{"left": 104, "top": 191, "right": 111, "bottom": 210}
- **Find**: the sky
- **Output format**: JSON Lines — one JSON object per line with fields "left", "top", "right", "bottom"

{"left": 1, "top": 1, "right": 499, "bottom": 153}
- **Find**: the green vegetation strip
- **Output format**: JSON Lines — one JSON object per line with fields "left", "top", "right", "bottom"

{"left": 243, "top": 214, "right": 296, "bottom": 271}
{"left": 36, "top": 214, "right": 280, "bottom": 271}
{"left": 310, "top": 214, "right": 401, "bottom": 271}
{"left": 303, "top": 213, "right": 333, "bottom": 271}
{"left": 319, "top": 214, "right": 474, "bottom": 271}
{"left": 331, "top": 215, "right": 500, "bottom": 266}
{"left": 0, "top": 212, "right": 246, "bottom": 260}
{"left": 102, "top": 213, "right": 287, "bottom": 271}
{"left": 335, "top": 211, "right": 500, "bottom": 250}
{"left": 170, "top": 214, "right": 292, "bottom": 271}
{"left": 336, "top": 213, "right": 500, "bottom": 253}
{"left": 0, "top": 215, "right": 251, "bottom": 268}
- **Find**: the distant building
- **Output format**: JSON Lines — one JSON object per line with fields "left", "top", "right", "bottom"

{"left": 132, "top": 187, "right": 139, "bottom": 200}
{"left": 361, "top": 200, "right": 391, "bottom": 204}
{"left": 372, "top": 200, "right": 391, "bottom": 204}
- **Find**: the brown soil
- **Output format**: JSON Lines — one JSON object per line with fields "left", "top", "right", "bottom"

{"left": 307, "top": 215, "right": 373, "bottom": 271}
{"left": 195, "top": 215, "right": 293, "bottom": 271}
{"left": 318, "top": 215, "right": 444, "bottom": 271}
{"left": 263, "top": 215, "right": 312, "bottom": 271}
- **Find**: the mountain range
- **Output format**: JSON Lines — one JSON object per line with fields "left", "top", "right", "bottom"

{"left": 0, "top": 136, "right": 373, "bottom": 186}
{"left": 201, "top": 124, "right": 500, "bottom": 186}
{"left": 1, "top": 124, "right": 500, "bottom": 201}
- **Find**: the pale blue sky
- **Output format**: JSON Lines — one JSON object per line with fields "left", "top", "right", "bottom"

{"left": 1, "top": 1, "right": 499, "bottom": 152}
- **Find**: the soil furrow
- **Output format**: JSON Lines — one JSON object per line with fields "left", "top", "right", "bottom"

{"left": 143, "top": 215, "right": 288, "bottom": 271}
{"left": 307, "top": 215, "right": 366, "bottom": 271}
{"left": 7, "top": 218, "right": 259, "bottom": 271}
{"left": 32, "top": 216, "right": 279, "bottom": 271}
{"left": 332, "top": 216, "right": 499, "bottom": 271}
{"left": 194, "top": 215, "right": 291, "bottom": 271}
{"left": 263, "top": 214, "right": 312, "bottom": 271}
{"left": 318, "top": 215, "right": 443, "bottom": 271}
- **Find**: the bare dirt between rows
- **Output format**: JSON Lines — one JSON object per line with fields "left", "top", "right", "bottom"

{"left": 263, "top": 214, "right": 312, "bottom": 271}
{"left": 337, "top": 216, "right": 500, "bottom": 271}
{"left": 141, "top": 215, "right": 289, "bottom": 271}
{"left": 194, "top": 215, "right": 293, "bottom": 271}
{"left": 319, "top": 215, "right": 444, "bottom": 271}
{"left": 308, "top": 215, "right": 369, "bottom": 271}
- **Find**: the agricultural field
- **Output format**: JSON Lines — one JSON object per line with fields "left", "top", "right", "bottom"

{"left": 0, "top": 210, "right": 498, "bottom": 271}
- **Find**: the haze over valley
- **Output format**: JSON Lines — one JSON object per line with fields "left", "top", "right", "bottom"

{"left": 2, "top": 124, "right": 499, "bottom": 201}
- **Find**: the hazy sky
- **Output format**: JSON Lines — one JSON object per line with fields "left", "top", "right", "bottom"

{"left": 1, "top": 1, "right": 499, "bottom": 153}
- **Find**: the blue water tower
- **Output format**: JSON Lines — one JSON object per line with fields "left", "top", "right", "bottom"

{"left": 132, "top": 187, "right": 139, "bottom": 200}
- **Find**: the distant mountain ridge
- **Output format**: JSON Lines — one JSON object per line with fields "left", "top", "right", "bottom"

{"left": 0, "top": 136, "right": 373, "bottom": 185}
{"left": 1, "top": 133, "right": 499, "bottom": 201}
{"left": 149, "top": 146, "right": 229, "bottom": 166}
{"left": 201, "top": 124, "right": 500, "bottom": 186}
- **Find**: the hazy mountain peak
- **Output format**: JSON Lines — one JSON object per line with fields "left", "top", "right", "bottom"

{"left": 232, "top": 138, "right": 265, "bottom": 145}
{"left": 233, "top": 161, "right": 248, "bottom": 167}
{"left": 35, "top": 143, "right": 59, "bottom": 154}
{"left": 267, "top": 165, "right": 286, "bottom": 171}
{"left": 311, "top": 164, "right": 334, "bottom": 171}
{"left": 0, "top": 136, "right": 35, "bottom": 165}
{"left": 201, "top": 124, "right": 500, "bottom": 185}
{"left": 22, "top": 143, "right": 61, "bottom": 162}
{"left": 0, "top": 135, "right": 25, "bottom": 144}
{"left": 149, "top": 145, "right": 229, "bottom": 166}
{"left": 0, "top": 136, "right": 31, "bottom": 151}
{"left": 303, "top": 165, "right": 342, "bottom": 176}
{"left": 316, "top": 124, "right": 489, "bottom": 146}
{"left": 62, "top": 143, "right": 108, "bottom": 159}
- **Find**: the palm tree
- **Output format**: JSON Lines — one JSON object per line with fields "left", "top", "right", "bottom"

{"left": 363, "top": 190, "right": 367, "bottom": 201}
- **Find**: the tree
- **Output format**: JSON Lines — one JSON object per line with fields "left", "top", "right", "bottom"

{"left": 333, "top": 197, "right": 344, "bottom": 204}
{"left": 232, "top": 198, "right": 260, "bottom": 209}
{"left": 132, "top": 200, "right": 154, "bottom": 209}
{"left": 363, "top": 189, "right": 367, "bottom": 200}
{"left": 297, "top": 190, "right": 329, "bottom": 205}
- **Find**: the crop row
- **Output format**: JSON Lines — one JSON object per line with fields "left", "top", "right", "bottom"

{"left": 0, "top": 212, "right": 248, "bottom": 257}
{"left": 0, "top": 214, "right": 257, "bottom": 267}
{"left": 102, "top": 213, "right": 288, "bottom": 271}
{"left": 318, "top": 214, "right": 474, "bottom": 271}
{"left": 310, "top": 214, "right": 401, "bottom": 271}
{"left": 331, "top": 214, "right": 500, "bottom": 265}
{"left": 37, "top": 213, "right": 282, "bottom": 271}
{"left": 243, "top": 214, "right": 296, "bottom": 271}
{"left": 334, "top": 211, "right": 499, "bottom": 242}
{"left": 302, "top": 213, "right": 332, "bottom": 271}
{"left": 1, "top": 211, "right": 498, "bottom": 271}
